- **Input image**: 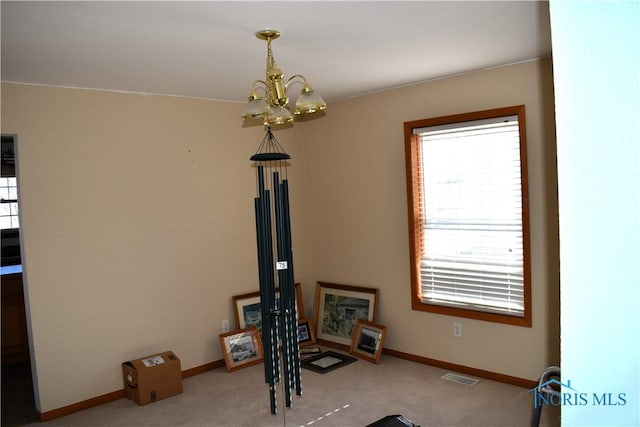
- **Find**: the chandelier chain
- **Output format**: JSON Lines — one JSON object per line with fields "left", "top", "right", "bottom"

{"left": 266, "top": 38, "right": 277, "bottom": 71}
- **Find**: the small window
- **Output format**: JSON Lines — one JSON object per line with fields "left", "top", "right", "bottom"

{"left": 1, "top": 136, "right": 19, "bottom": 230}
{"left": 0, "top": 178, "right": 19, "bottom": 230}
{"left": 404, "top": 106, "right": 531, "bottom": 326}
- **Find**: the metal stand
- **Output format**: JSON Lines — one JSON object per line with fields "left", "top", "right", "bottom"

{"left": 530, "top": 366, "right": 561, "bottom": 427}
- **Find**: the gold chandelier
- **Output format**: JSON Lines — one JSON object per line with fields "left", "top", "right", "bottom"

{"left": 242, "top": 30, "right": 326, "bottom": 126}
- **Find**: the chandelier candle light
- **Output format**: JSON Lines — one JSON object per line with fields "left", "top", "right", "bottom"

{"left": 242, "top": 30, "right": 327, "bottom": 126}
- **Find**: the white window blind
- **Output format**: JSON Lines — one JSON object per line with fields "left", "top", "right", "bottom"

{"left": 414, "top": 115, "right": 525, "bottom": 317}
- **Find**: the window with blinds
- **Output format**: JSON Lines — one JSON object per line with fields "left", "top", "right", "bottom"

{"left": 404, "top": 106, "right": 531, "bottom": 326}
{"left": 0, "top": 178, "right": 19, "bottom": 230}
{"left": 1, "top": 136, "right": 19, "bottom": 230}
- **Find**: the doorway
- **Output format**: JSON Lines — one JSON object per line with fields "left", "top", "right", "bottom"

{"left": 1, "top": 134, "right": 37, "bottom": 425}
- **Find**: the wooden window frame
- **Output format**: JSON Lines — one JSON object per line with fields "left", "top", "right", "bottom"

{"left": 404, "top": 105, "right": 532, "bottom": 327}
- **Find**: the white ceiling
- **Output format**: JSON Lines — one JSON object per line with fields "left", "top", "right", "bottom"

{"left": 1, "top": 1, "right": 552, "bottom": 104}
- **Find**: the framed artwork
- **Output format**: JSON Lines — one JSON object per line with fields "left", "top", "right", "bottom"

{"left": 349, "top": 319, "right": 387, "bottom": 364}
{"left": 232, "top": 291, "right": 262, "bottom": 332}
{"left": 300, "top": 345, "right": 322, "bottom": 361}
{"left": 296, "top": 318, "right": 316, "bottom": 348}
{"left": 218, "top": 326, "right": 264, "bottom": 372}
{"left": 313, "top": 281, "right": 378, "bottom": 347}
{"left": 232, "top": 282, "right": 304, "bottom": 333}
{"left": 301, "top": 350, "right": 357, "bottom": 374}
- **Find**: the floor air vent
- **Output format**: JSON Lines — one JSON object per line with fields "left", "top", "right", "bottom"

{"left": 441, "top": 373, "right": 479, "bottom": 386}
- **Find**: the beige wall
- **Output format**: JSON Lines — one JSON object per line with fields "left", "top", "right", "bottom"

{"left": 300, "top": 58, "right": 559, "bottom": 381}
{"left": 1, "top": 58, "right": 558, "bottom": 413}
{"left": 1, "top": 83, "right": 311, "bottom": 412}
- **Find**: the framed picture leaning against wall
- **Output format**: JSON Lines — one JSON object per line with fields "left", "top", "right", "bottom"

{"left": 232, "top": 283, "right": 305, "bottom": 334}
{"left": 219, "top": 326, "right": 264, "bottom": 372}
{"left": 313, "top": 281, "right": 378, "bottom": 347}
{"left": 349, "top": 319, "right": 387, "bottom": 364}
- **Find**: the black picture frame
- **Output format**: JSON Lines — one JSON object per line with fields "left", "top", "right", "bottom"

{"left": 300, "top": 351, "right": 357, "bottom": 374}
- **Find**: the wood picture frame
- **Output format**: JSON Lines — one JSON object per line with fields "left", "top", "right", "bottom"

{"left": 349, "top": 319, "right": 387, "bottom": 364}
{"left": 296, "top": 318, "right": 316, "bottom": 348}
{"left": 218, "top": 326, "right": 264, "bottom": 372}
{"left": 313, "top": 281, "right": 378, "bottom": 347}
{"left": 232, "top": 282, "right": 304, "bottom": 333}
{"left": 232, "top": 291, "right": 261, "bottom": 332}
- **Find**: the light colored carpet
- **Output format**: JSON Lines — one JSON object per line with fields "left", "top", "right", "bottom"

{"left": 28, "top": 350, "right": 560, "bottom": 426}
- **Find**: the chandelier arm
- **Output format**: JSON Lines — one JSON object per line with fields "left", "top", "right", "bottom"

{"left": 248, "top": 80, "right": 269, "bottom": 100}
{"left": 251, "top": 80, "right": 268, "bottom": 92}
{"left": 285, "top": 74, "right": 309, "bottom": 89}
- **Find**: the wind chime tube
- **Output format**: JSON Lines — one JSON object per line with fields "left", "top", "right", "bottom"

{"left": 281, "top": 179, "right": 303, "bottom": 397}
{"left": 254, "top": 165, "right": 278, "bottom": 414}
{"left": 267, "top": 167, "right": 281, "bottom": 407}
{"left": 273, "top": 171, "right": 293, "bottom": 408}
{"left": 273, "top": 171, "right": 302, "bottom": 406}
{"left": 254, "top": 167, "right": 271, "bottom": 385}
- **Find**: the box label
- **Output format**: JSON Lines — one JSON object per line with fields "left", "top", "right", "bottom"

{"left": 142, "top": 355, "right": 165, "bottom": 367}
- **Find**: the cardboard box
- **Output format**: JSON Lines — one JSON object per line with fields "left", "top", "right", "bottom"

{"left": 122, "top": 351, "right": 183, "bottom": 405}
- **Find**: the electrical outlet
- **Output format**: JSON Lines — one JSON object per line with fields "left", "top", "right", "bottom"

{"left": 222, "top": 319, "right": 230, "bottom": 333}
{"left": 453, "top": 322, "right": 462, "bottom": 337}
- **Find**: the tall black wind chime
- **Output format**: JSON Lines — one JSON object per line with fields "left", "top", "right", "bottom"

{"left": 251, "top": 127, "right": 302, "bottom": 414}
